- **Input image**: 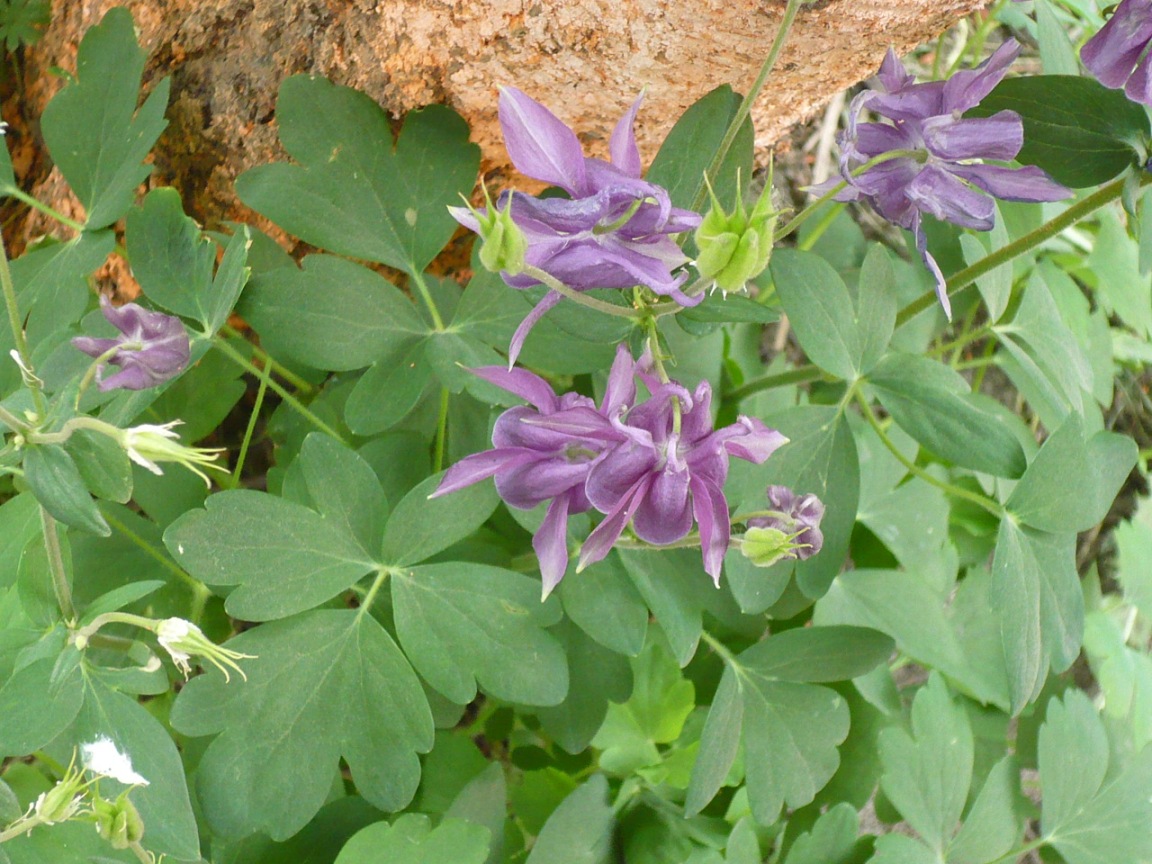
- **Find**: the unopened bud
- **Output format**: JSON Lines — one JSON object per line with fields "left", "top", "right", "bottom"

{"left": 92, "top": 791, "right": 144, "bottom": 850}
{"left": 455, "top": 183, "right": 528, "bottom": 276}
{"left": 693, "top": 166, "right": 778, "bottom": 294}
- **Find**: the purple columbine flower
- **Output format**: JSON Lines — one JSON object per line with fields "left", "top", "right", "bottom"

{"left": 431, "top": 346, "right": 636, "bottom": 597}
{"left": 578, "top": 353, "right": 788, "bottom": 584}
{"left": 746, "top": 486, "right": 825, "bottom": 560}
{"left": 823, "top": 40, "right": 1069, "bottom": 317}
{"left": 450, "top": 87, "right": 702, "bottom": 365}
{"left": 1081, "top": 0, "right": 1152, "bottom": 106}
{"left": 71, "top": 296, "right": 191, "bottom": 391}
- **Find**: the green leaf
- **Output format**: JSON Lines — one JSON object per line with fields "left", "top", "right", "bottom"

{"left": 560, "top": 552, "right": 648, "bottom": 656}
{"left": 1006, "top": 413, "right": 1137, "bottom": 533}
{"left": 335, "top": 814, "right": 490, "bottom": 864}
{"left": 784, "top": 803, "right": 859, "bottom": 864}
{"left": 879, "top": 674, "right": 972, "bottom": 855}
{"left": 39, "top": 8, "right": 170, "bottom": 229}
{"left": 868, "top": 352, "right": 1027, "bottom": 478}
{"left": 960, "top": 218, "right": 1012, "bottom": 324}
{"left": 992, "top": 521, "right": 1082, "bottom": 713}
{"left": 948, "top": 756, "right": 1023, "bottom": 864}
{"left": 1087, "top": 209, "right": 1152, "bottom": 339}
{"left": 677, "top": 291, "right": 779, "bottom": 332}
{"left": 0, "top": 651, "right": 84, "bottom": 755}
{"left": 616, "top": 548, "right": 708, "bottom": 666}
{"left": 1036, "top": 0, "right": 1079, "bottom": 76}
{"left": 22, "top": 444, "right": 110, "bottom": 536}
{"left": 1038, "top": 690, "right": 1152, "bottom": 864}
{"left": 126, "top": 188, "right": 216, "bottom": 323}
{"left": 391, "top": 562, "right": 566, "bottom": 705}
{"left": 447, "top": 764, "right": 507, "bottom": 864}
{"left": 380, "top": 472, "right": 500, "bottom": 567}
{"left": 770, "top": 250, "right": 860, "bottom": 381}
{"left": 592, "top": 637, "right": 694, "bottom": 774}
{"left": 237, "top": 76, "right": 479, "bottom": 272}
{"left": 165, "top": 489, "right": 377, "bottom": 621}
{"left": 65, "top": 427, "right": 132, "bottom": 504}
{"left": 240, "top": 256, "right": 426, "bottom": 371}
{"left": 17, "top": 530, "right": 69, "bottom": 627}
{"left": 723, "top": 543, "right": 792, "bottom": 614}
{"left": 71, "top": 678, "right": 200, "bottom": 861}
{"left": 855, "top": 244, "right": 898, "bottom": 375}
{"left": 526, "top": 775, "right": 615, "bottom": 864}
{"left": 735, "top": 625, "right": 894, "bottom": 684}
{"left": 538, "top": 620, "right": 633, "bottom": 754}
{"left": 686, "top": 629, "right": 863, "bottom": 821}
{"left": 345, "top": 341, "right": 435, "bottom": 435}
{"left": 14, "top": 232, "right": 116, "bottom": 347}
{"left": 1116, "top": 505, "right": 1152, "bottom": 619}
{"left": 969, "top": 75, "right": 1149, "bottom": 187}
{"left": 170, "top": 609, "right": 433, "bottom": 840}
{"left": 648, "top": 85, "right": 752, "bottom": 214}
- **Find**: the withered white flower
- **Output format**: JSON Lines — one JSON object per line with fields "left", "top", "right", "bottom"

{"left": 81, "top": 736, "right": 149, "bottom": 786}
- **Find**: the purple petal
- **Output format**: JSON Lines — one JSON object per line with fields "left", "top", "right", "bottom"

{"left": 691, "top": 477, "right": 730, "bottom": 585}
{"left": 497, "top": 457, "right": 591, "bottom": 509}
{"left": 578, "top": 477, "right": 651, "bottom": 571}
{"left": 601, "top": 344, "right": 637, "bottom": 416}
{"left": 876, "top": 49, "right": 914, "bottom": 94}
{"left": 1127, "top": 49, "right": 1152, "bottom": 105}
{"left": 947, "top": 163, "right": 1071, "bottom": 203}
{"left": 517, "top": 407, "right": 620, "bottom": 442}
{"left": 1082, "top": 0, "right": 1152, "bottom": 89}
{"left": 632, "top": 460, "right": 693, "bottom": 545}
{"left": 913, "top": 215, "right": 951, "bottom": 320}
{"left": 508, "top": 290, "right": 563, "bottom": 368}
{"left": 536, "top": 495, "right": 573, "bottom": 599}
{"left": 70, "top": 336, "right": 121, "bottom": 358}
{"left": 499, "top": 86, "right": 588, "bottom": 194}
{"left": 720, "top": 417, "right": 789, "bottom": 464}
{"left": 431, "top": 449, "right": 535, "bottom": 497}
{"left": 905, "top": 164, "right": 996, "bottom": 231}
{"left": 942, "top": 39, "right": 1020, "bottom": 114}
{"left": 610, "top": 93, "right": 644, "bottom": 178}
{"left": 922, "top": 112, "right": 1023, "bottom": 162}
{"left": 585, "top": 439, "right": 658, "bottom": 513}
{"left": 470, "top": 366, "right": 560, "bottom": 412}
{"left": 448, "top": 204, "right": 482, "bottom": 232}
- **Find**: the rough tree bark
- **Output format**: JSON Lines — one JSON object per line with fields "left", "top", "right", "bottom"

{"left": 17, "top": 0, "right": 989, "bottom": 235}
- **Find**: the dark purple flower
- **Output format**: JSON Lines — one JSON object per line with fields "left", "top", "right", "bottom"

{"left": 431, "top": 346, "right": 636, "bottom": 597}
{"left": 746, "top": 486, "right": 825, "bottom": 560}
{"left": 578, "top": 353, "right": 788, "bottom": 584}
{"left": 450, "top": 87, "right": 702, "bottom": 364}
{"left": 825, "top": 40, "right": 1069, "bottom": 317}
{"left": 71, "top": 296, "right": 190, "bottom": 391}
{"left": 1081, "top": 0, "right": 1152, "bottom": 106}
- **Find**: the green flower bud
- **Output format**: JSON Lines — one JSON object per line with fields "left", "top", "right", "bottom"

{"left": 740, "top": 526, "right": 812, "bottom": 568}
{"left": 459, "top": 183, "right": 528, "bottom": 276}
{"left": 92, "top": 791, "right": 145, "bottom": 850}
{"left": 693, "top": 165, "right": 778, "bottom": 294}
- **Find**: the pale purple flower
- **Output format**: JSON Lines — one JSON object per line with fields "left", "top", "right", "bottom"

{"left": 825, "top": 40, "right": 1069, "bottom": 317}
{"left": 72, "top": 296, "right": 190, "bottom": 391}
{"left": 1081, "top": 0, "right": 1152, "bottom": 106}
{"left": 578, "top": 354, "right": 788, "bottom": 584}
{"left": 431, "top": 346, "right": 636, "bottom": 597}
{"left": 747, "top": 486, "right": 825, "bottom": 560}
{"left": 450, "top": 87, "right": 701, "bottom": 364}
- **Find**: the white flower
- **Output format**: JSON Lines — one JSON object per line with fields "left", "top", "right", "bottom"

{"left": 81, "top": 737, "right": 149, "bottom": 786}
{"left": 155, "top": 617, "right": 254, "bottom": 683}
{"left": 118, "top": 420, "right": 225, "bottom": 486}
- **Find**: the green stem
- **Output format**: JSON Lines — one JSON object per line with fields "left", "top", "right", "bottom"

{"left": 220, "top": 325, "right": 315, "bottom": 394}
{"left": 693, "top": 0, "right": 806, "bottom": 213}
{"left": 100, "top": 508, "right": 209, "bottom": 597}
{"left": 213, "top": 338, "right": 349, "bottom": 445}
{"left": 433, "top": 387, "right": 450, "bottom": 474}
{"left": 856, "top": 392, "right": 1003, "bottom": 517}
{"left": 40, "top": 507, "right": 76, "bottom": 621}
{"left": 796, "top": 202, "right": 845, "bottom": 251}
{"left": 987, "top": 837, "right": 1047, "bottom": 864}
{"left": 726, "top": 365, "right": 824, "bottom": 403}
{"left": 0, "top": 403, "right": 28, "bottom": 432}
{"left": 408, "top": 268, "right": 446, "bottom": 331}
{"left": 356, "top": 569, "right": 390, "bottom": 620}
{"left": 228, "top": 358, "right": 270, "bottom": 487}
{"left": 520, "top": 264, "right": 641, "bottom": 320}
{"left": 896, "top": 173, "right": 1152, "bottom": 327}
{"left": 699, "top": 629, "right": 741, "bottom": 669}
{"left": 0, "top": 815, "right": 46, "bottom": 843}
{"left": 8, "top": 189, "right": 85, "bottom": 233}
{"left": 0, "top": 231, "right": 45, "bottom": 417}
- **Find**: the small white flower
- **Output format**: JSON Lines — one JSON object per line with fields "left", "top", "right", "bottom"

{"left": 155, "top": 617, "right": 254, "bottom": 682}
{"left": 156, "top": 617, "right": 194, "bottom": 677}
{"left": 118, "top": 420, "right": 225, "bottom": 486}
{"left": 81, "top": 737, "right": 149, "bottom": 786}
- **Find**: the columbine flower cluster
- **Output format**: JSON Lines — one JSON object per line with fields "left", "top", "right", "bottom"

{"left": 822, "top": 39, "right": 1069, "bottom": 316}
{"left": 450, "top": 87, "right": 702, "bottom": 364}
{"left": 72, "top": 296, "right": 190, "bottom": 391}
{"left": 432, "top": 345, "right": 787, "bottom": 596}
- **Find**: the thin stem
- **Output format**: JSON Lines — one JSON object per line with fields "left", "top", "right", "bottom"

{"left": 896, "top": 173, "right": 1152, "bottom": 327}
{"left": 40, "top": 507, "right": 76, "bottom": 621}
{"left": 220, "top": 325, "right": 315, "bottom": 394}
{"left": 693, "top": 0, "right": 806, "bottom": 213}
{"left": 100, "top": 508, "right": 206, "bottom": 594}
{"left": 726, "top": 365, "right": 824, "bottom": 403}
{"left": 856, "top": 392, "right": 1004, "bottom": 517}
{"left": 8, "top": 189, "right": 85, "bottom": 233}
{"left": 213, "top": 338, "right": 349, "bottom": 445}
{"left": 0, "top": 402, "right": 28, "bottom": 432}
{"left": 796, "top": 202, "right": 845, "bottom": 251}
{"left": 699, "top": 629, "right": 741, "bottom": 669}
{"left": 433, "top": 387, "right": 449, "bottom": 474}
{"left": 520, "top": 264, "right": 641, "bottom": 320}
{"left": 228, "top": 358, "right": 270, "bottom": 487}
{"left": 0, "top": 815, "right": 45, "bottom": 843}
{"left": 987, "top": 837, "right": 1047, "bottom": 864}
{"left": 0, "top": 231, "right": 45, "bottom": 417}
{"left": 356, "top": 569, "right": 390, "bottom": 620}
{"left": 408, "top": 268, "right": 446, "bottom": 331}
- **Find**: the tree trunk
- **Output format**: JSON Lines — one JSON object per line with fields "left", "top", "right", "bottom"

{"left": 17, "top": 0, "right": 988, "bottom": 233}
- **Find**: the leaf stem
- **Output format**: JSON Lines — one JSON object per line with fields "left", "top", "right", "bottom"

{"left": 896, "top": 172, "right": 1152, "bottom": 327}
{"left": 101, "top": 508, "right": 210, "bottom": 605}
{"left": 699, "top": 629, "right": 740, "bottom": 669}
{"left": 356, "top": 569, "right": 390, "bottom": 620}
{"left": 8, "top": 189, "right": 85, "bottom": 233}
{"left": 726, "top": 365, "right": 825, "bottom": 403}
{"left": 433, "top": 387, "right": 450, "bottom": 474}
{"left": 40, "top": 507, "right": 76, "bottom": 622}
{"left": 220, "top": 324, "right": 315, "bottom": 394}
{"left": 519, "top": 264, "right": 641, "bottom": 320}
{"left": 212, "top": 337, "right": 349, "bottom": 445}
{"left": 693, "top": 0, "right": 805, "bottom": 213}
{"left": 228, "top": 355, "right": 270, "bottom": 488}
{"left": 0, "top": 230, "right": 45, "bottom": 417}
{"left": 855, "top": 391, "right": 1004, "bottom": 517}
{"left": 408, "top": 268, "right": 446, "bottom": 332}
